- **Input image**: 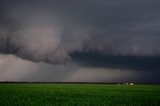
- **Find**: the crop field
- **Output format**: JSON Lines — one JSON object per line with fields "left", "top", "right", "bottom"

{"left": 0, "top": 83, "right": 160, "bottom": 106}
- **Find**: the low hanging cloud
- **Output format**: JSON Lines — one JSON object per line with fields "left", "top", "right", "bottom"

{"left": 0, "top": 0, "right": 92, "bottom": 64}
{"left": 0, "top": 0, "right": 160, "bottom": 64}
{"left": 0, "top": 0, "right": 160, "bottom": 82}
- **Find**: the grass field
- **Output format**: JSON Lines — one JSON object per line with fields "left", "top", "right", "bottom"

{"left": 0, "top": 83, "right": 160, "bottom": 106}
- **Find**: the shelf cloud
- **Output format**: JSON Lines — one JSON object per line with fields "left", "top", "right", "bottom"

{"left": 0, "top": 0, "right": 160, "bottom": 83}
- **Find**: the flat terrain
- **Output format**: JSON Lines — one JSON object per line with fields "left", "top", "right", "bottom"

{"left": 0, "top": 83, "right": 160, "bottom": 106}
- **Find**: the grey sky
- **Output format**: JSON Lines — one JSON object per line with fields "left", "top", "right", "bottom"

{"left": 0, "top": 0, "right": 160, "bottom": 83}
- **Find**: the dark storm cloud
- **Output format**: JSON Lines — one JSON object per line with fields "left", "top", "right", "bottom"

{"left": 0, "top": 0, "right": 160, "bottom": 76}
{"left": 0, "top": 0, "right": 160, "bottom": 67}
{"left": 70, "top": 51, "right": 160, "bottom": 71}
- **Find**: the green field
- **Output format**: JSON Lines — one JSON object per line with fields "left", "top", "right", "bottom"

{"left": 0, "top": 83, "right": 160, "bottom": 106}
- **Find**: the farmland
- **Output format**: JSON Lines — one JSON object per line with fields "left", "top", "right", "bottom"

{"left": 0, "top": 83, "right": 160, "bottom": 106}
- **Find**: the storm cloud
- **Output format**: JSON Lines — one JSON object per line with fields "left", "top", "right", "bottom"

{"left": 0, "top": 0, "right": 160, "bottom": 83}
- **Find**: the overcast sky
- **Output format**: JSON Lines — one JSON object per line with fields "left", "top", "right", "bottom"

{"left": 0, "top": 0, "right": 160, "bottom": 83}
